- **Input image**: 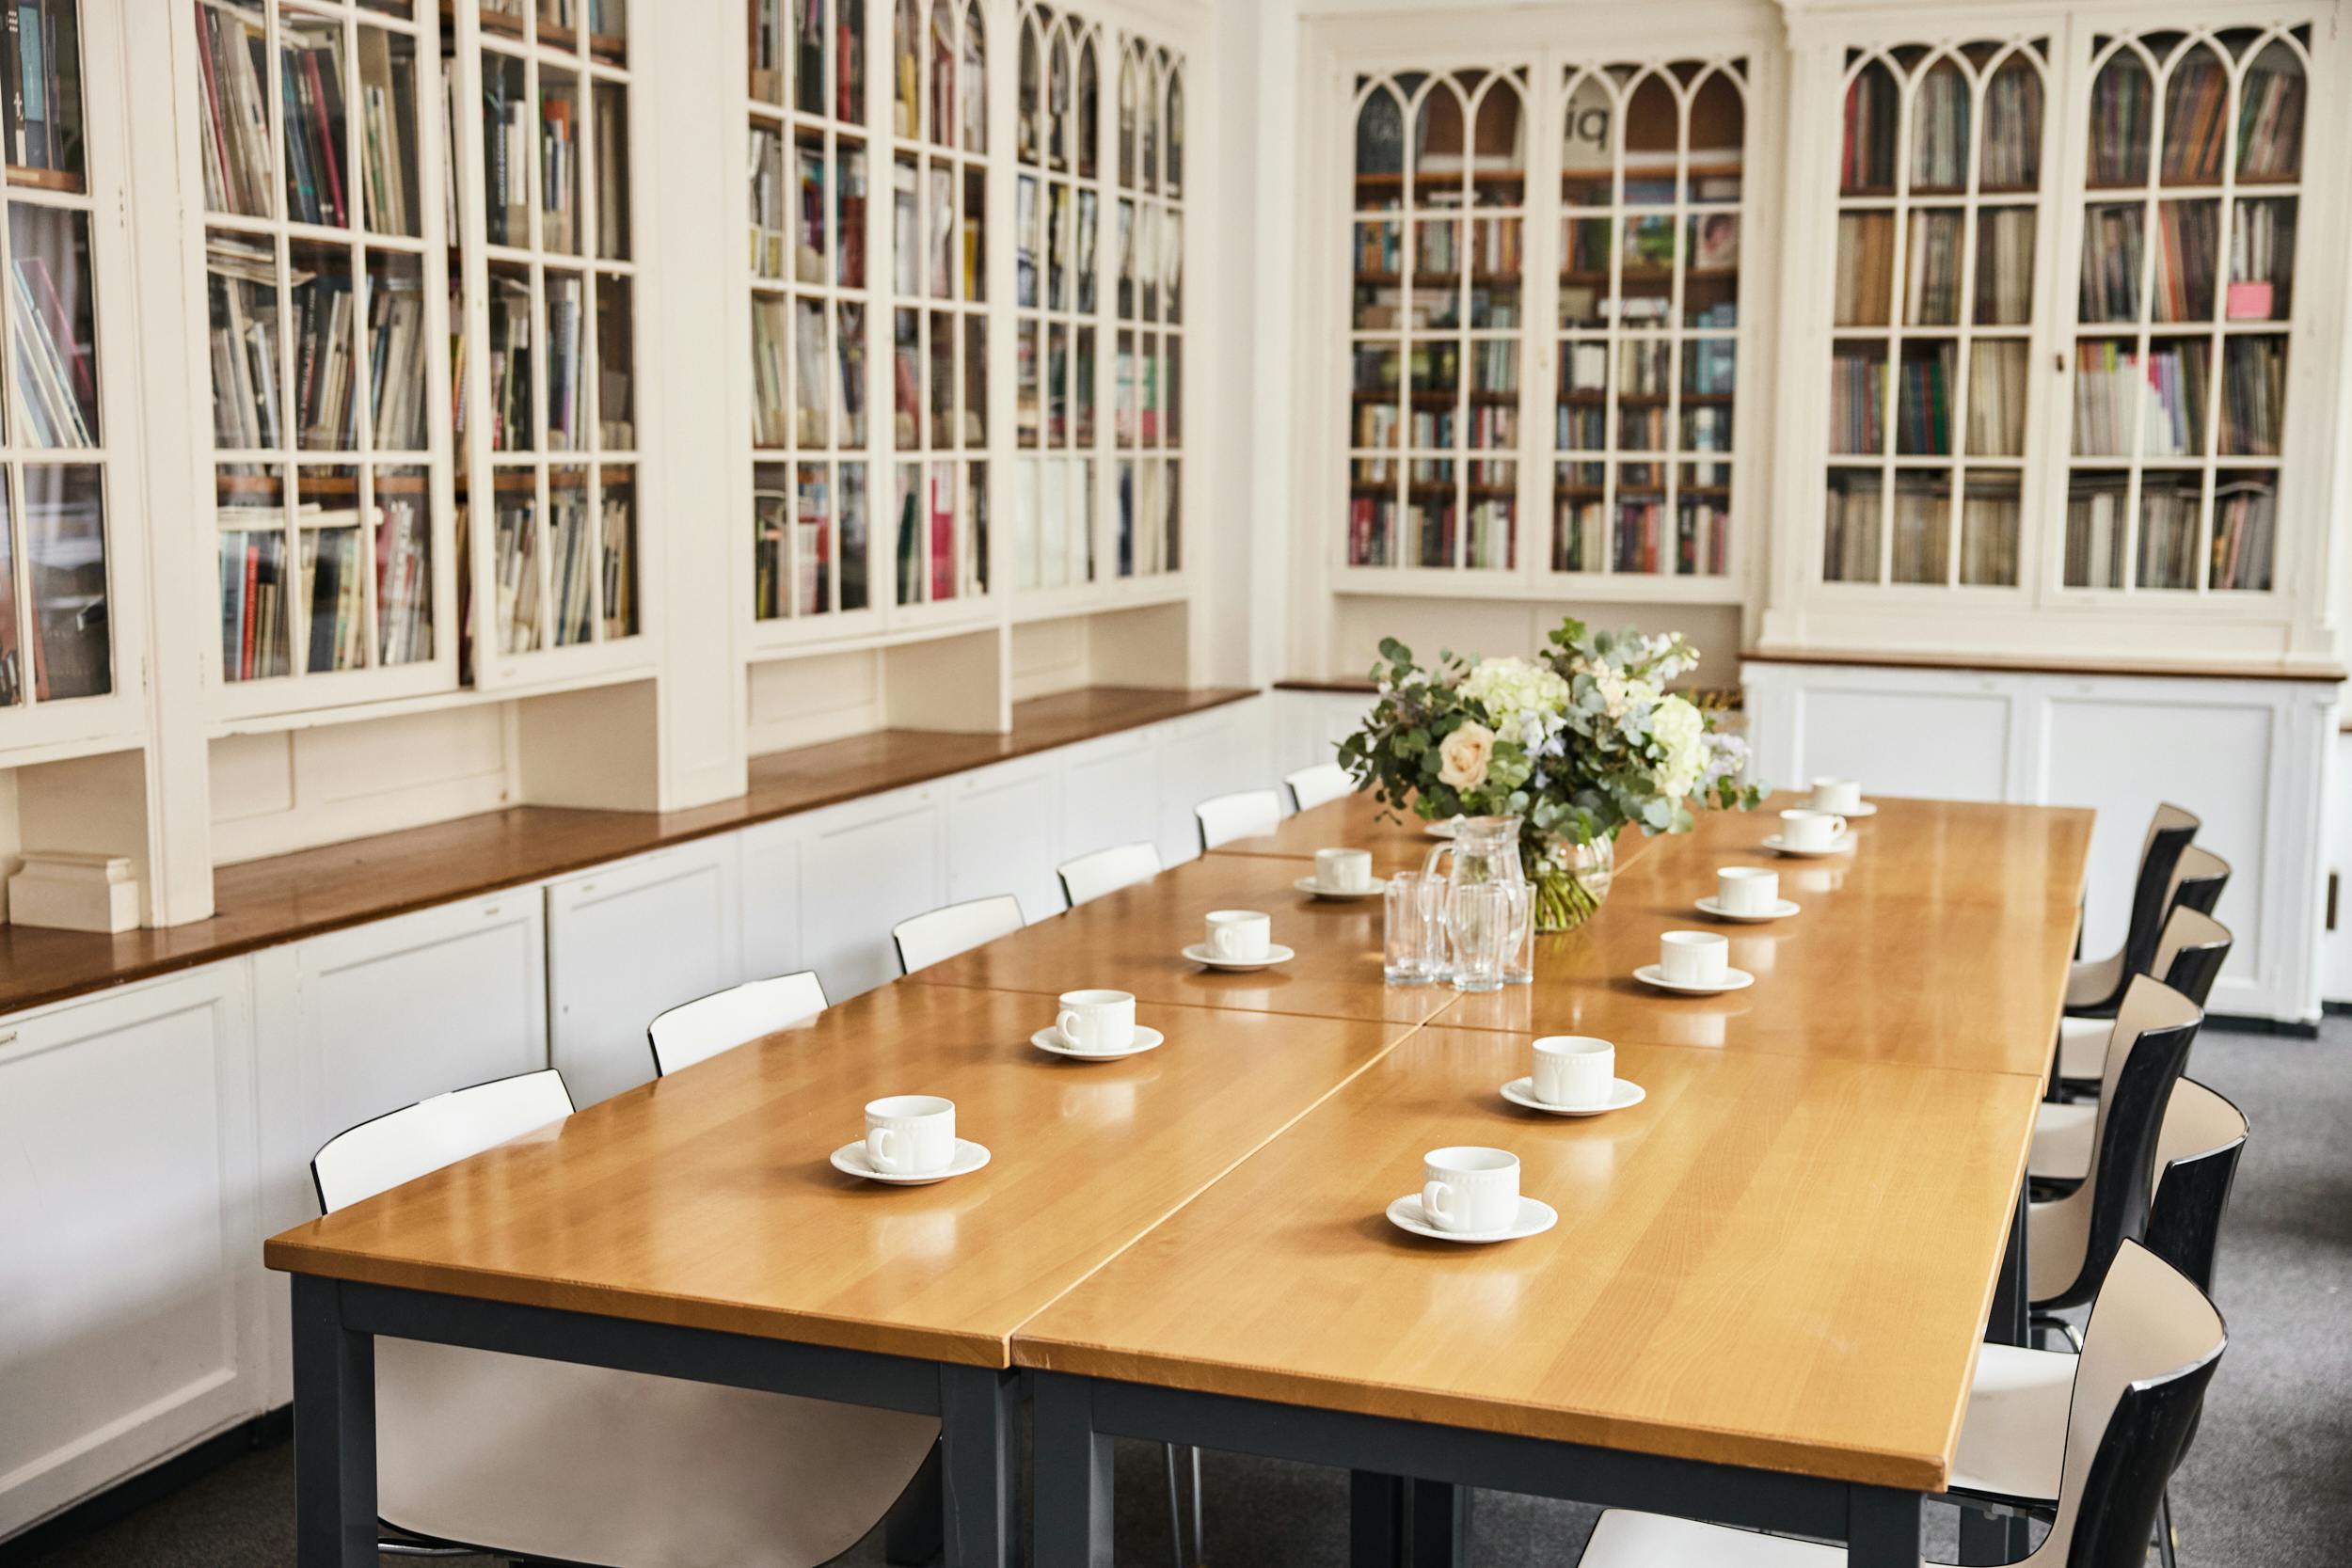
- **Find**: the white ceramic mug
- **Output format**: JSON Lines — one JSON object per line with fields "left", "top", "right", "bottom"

{"left": 1779, "top": 808, "right": 1848, "bottom": 851}
{"left": 1717, "top": 864, "right": 1779, "bottom": 915}
{"left": 1810, "top": 777, "right": 1864, "bottom": 814}
{"left": 1206, "top": 909, "right": 1273, "bottom": 961}
{"left": 1659, "top": 929, "right": 1729, "bottom": 987}
{"left": 1421, "top": 1146, "right": 1521, "bottom": 1233}
{"left": 865, "top": 1095, "right": 956, "bottom": 1175}
{"left": 1316, "top": 847, "right": 1375, "bottom": 893}
{"left": 1056, "top": 989, "right": 1136, "bottom": 1052}
{"left": 1534, "top": 1035, "right": 1615, "bottom": 1109}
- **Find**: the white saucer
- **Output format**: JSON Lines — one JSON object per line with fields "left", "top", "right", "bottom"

{"left": 1385, "top": 1193, "right": 1558, "bottom": 1243}
{"left": 1761, "top": 832, "right": 1855, "bottom": 858}
{"left": 1030, "top": 1024, "right": 1166, "bottom": 1061}
{"left": 829, "top": 1138, "right": 992, "bottom": 1185}
{"left": 1182, "top": 942, "right": 1295, "bottom": 971}
{"left": 1633, "top": 963, "right": 1756, "bottom": 995}
{"left": 1695, "top": 895, "right": 1802, "bottom": 923}
{"left": 1295, "top": 875, "right": 1388, "bottom": 900}
{"left": 1424, "top": 817, "right": 1461, "bottom": 839}
{"left": 1501, "top": 1076, "right": 1646, "bottom": 1117}
{"left": 1813, "top": 800, "right": 1878, "bottom": 818}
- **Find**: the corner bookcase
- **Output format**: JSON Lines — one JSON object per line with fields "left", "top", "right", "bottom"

{"left": 1761, "top": 1, "right": 2344, "bottom": 670}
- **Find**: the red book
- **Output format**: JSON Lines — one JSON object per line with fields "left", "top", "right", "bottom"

{"left": 304, "top": 51, "right": 346, "bottom": 225}
{"left": 241, "top": 538, "right": 261, "bottom": 680}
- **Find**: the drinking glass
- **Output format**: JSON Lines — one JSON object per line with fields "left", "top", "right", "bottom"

{"left": 1384, "top": 871, "right": 1441, "bottom": 985}
{"left": 1502, "top": 876, "right": 1534, "bottom": 984}
{"left": 1448, "top": 882, "right": 1511, "bottom": 993}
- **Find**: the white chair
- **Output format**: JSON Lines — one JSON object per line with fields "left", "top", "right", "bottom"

{"left": 2066, "top": 803, "right": 2199, "bottom": 1018}
{"left": 892, "top": 894, "right": 1025, "bottom": 973}
{"left": 2051, "top": 907, "right": 2231, "bottom": 1092}
{"left": 1194, "top": 788, "right": 1282, "bottom": 851}
{"left": 1574, "top": 1240, "right": 2225, "bottom": 1568}
{"left": 1283, "top": 762, "right": 1354, "bottom": 812}
{"left": 647, "top": 971, "right": 830, "bottom": 1077}
{"left": 312, "top": 1070, "right": 939, "bottom": 1568}
{"left": 1058, "top": 842, "right": 1163, "bottom": 907}
{"left": 1950, "top": 1079, "right": 2246, "bottom": 1568}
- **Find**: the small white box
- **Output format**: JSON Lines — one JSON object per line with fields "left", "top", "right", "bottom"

{"left": 8, "top": 852, "right": 141, "bottom": 934}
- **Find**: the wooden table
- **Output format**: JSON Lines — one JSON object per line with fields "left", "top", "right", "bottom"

{"left": 267, "top": 984, "right": 1415, "bottom": 1567}
{"left": 1208, "top": 790, "right": 1663, "bottom": 881}
{"left": 1019, "top": 1025, "right": 2045, "bottom": 1563}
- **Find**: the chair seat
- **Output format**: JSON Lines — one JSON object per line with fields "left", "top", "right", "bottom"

{"left": 2056, "top": 1015, "right": 2110, "bottom": 1084}
{"left": 379, "top": 1339, "right": 939, "bottom": 1568}
{"left": 1579, "top": 1508, "right": 1919, "bottom": 1568}
{"left": 2029, "top": 1101, "right": 2096, "bottom": 1183}
{"left": 1947, "top": 1342, "right": 2070, "bottom": 1508}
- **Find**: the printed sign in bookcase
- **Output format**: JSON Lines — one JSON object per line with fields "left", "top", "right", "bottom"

{"left": 1822, "top": 40, "right": 2050, "bottom": 590}
{"left": 194, "top": 0, "right": 444, "bottom": 697}
{"left": 457, "top": 0, "right": 638, "bottom": 677}
{"left": 0, "top": 0, "right": 109, "bottom": 712}
{"left": 1346, "top": 69, "right": 1524, "bottom": 576}
{"left": 888, "top": 0, "right": 991, "bottom": 610}
{"left": 1553, "top": 59, "right": 1746, "bottom": 580}
{"left": 2064, "top": 25, "right": 2305, "bottom": 596}
{"left": 1011, "top": 2, "right": 1104, "bottom": 594}
{"left": 750, "top": 0, "right": 874, "bottom": 624}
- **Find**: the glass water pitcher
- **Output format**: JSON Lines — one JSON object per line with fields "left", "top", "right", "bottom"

{"left": 1421, "top": 816, "right": 1534, "bottom": 984}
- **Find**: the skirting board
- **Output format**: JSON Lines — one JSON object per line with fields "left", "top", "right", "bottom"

{"left": 0, "top": 1408, "right": 292, "bottom": 1565}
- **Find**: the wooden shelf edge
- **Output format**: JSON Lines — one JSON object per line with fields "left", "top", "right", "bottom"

{"left": 1742, "top": 647, "right": 2347, "bottom": 685}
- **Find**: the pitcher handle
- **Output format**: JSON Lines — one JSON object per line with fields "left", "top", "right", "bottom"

{"left": 1422, "top": 840, "right": 1454, "bottom": 882}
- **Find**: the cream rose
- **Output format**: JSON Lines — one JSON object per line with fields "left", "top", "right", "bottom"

{"left": 1438, "top": 721, "right": 1495, "bottom": 791}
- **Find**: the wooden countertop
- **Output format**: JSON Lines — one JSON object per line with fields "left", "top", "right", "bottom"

{"left": 1744, "top": 646, "right": 2348, "bottom": 684}
{"left": 1012, "top": 1025, "right": 2045, "bottom": 1489}
{"left": 0, "top": 686, "right": 1254, "bottom": 1020}
{"left": 264, "top": 983, "right": 1413, "bottom": 1368}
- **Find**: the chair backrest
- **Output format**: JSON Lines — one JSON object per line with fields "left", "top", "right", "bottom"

{"left": 2145, "top": 1077, "right": 2248, "bottom": 1296}
{"left": 2168, "top": 844, "right": 2231, "bottom": 917}
{"left": 2040, "top": 1241, "right": 2226, "bottom": 1568}
{"left": 1284, "top": 763, "right": 1354, "bottom": 813}
{"left": 1058, "top": 842, "right": 1163, "bottom": 907}
{"left": 647, "top": 971, "right": 829, "bottom": 1077}
{"left": 2036, "top": 974, "right": 2204, "bottom": 1310}
{"left": 2152, "top": 906, "right": 2232, "bottom": 1011}
{"left": 1195, "top": 788, "right": 1282, "bottom": 851}
{"left": 313, "top": 1069, "right": 575, "bottom": 1212}
{"left": 893, "top": 894, "right": 1025, "bottom": 973}
{"left": 2090, "top": 803, "right": 2199, "bottom": 1015}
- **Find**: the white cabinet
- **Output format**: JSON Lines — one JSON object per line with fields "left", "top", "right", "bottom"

{"left": 739, "top": 815, "right": 805, "bottom": 984}
{"left": 946, "top": 756, "right": 1068, "bottom": 920}
{"left": 0, "top": 965, "right": 262, "bottom": 1540}
{"left": 796, "top": 786, "right": 947, "bottom": 999}
{"left": 1153, "top": 699, "right": 1276, "bottom": 863}
{"left": 548, "top": 839, "right": 745, "bottom": 1107}
{"left": 1743, "top": 658, "right": 2339, "bottom": 1022}
{"left": 2327, "top": 730, "right": 2352, "bottom": 1005}
{"left": 1057, "top": 726, "right": 1165, "bottom": 865}
{"left": 1274, "top": 689, "right": 1376, "bottom": 782}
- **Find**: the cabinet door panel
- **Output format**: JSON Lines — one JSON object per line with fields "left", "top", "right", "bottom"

{"left": 1058, "top": 729, "right": 1162, "bottom": 865}
{"left": 948, "top": 759, "right": 1066, "bottom": 918}
{"left": 799, "top": 789, "right": 946, "bottom": 1000}
{"left": 549, "top": 841, "right": 744, "bottom": 1106}
{"left": 0, "top": 968, "right": 260, "bottom": 1538}
{"left": 739, "top": 818, "right": 804, "bottom": 983}
{"left": 1155, "top": 699, "right": 1273, "bottom": 863}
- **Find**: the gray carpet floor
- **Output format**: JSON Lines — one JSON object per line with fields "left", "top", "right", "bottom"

{"left": 16, "top": 1022, "right": 2346, "bottom": 1567}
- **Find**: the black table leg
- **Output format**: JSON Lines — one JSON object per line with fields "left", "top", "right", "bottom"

{"left": 941, "top": 1365, "right": 1019, "bottom": 1568}
{"left": 1849, "top": 1486, "right": 1921, "bottom": 1568}
{"left": 1411, "top": 1478, "right": 1472, "bottom": 1566}
{"left": 1961, "top": 1183, "right": 2035, "bottom": 1565}
{"left": 886, "top": 1439, "right": 946, "bottom": 1565}
{"left": 1034, "top": 1372, "right": 1114, "bottom": 1568}
{"left": 291, "top": 1275, "right": 376, "bottom": 1568}
{"left": 1349, "top": 1471, "right": 1406, "bottom": 1568}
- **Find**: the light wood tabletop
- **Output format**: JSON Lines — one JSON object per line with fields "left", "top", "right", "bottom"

{"left": 907, "top": 850, "right": 1462, "bottom": 1026}
{"left": 1012, "top": 1024, "right": 2046, "bottom": 1490}
{"left": 265, "top": 984, "right": 1417, "bottom": 1366}
{"left": 1431, "top": 806, "right": 2085, "bottom": 1075}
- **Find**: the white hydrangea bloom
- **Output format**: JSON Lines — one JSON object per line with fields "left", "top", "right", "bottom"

{"left": 1460, "top": 656, "right": 1569, "bottom": 732}
{"left": 1650, "top": 694, "right": 1707, "bottom": 799}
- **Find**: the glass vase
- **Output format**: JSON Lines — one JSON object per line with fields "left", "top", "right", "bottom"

{"left": 1530, "top": 832, "right": 1615, "bottom": 932}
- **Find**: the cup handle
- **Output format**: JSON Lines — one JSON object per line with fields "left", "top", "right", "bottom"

{"left": 871, "top": 1126, "right": 898, "bottom": 1170}
{"left": 1422, "top": 1180, "right": 1453, "bottom": 1227}
{"left": 1828, "top": 815, "right": 1848, "bottom": 838}
{"left": 1057, "top": 1008, "right": 1082, "bottom": 1045}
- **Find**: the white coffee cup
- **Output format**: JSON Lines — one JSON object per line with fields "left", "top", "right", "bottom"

{"left": 1779, "top": 808, "right": 1848, "bottom": 851}
{"left": 865, "top": 1095, "right": 957, "bottom": 1175}
{"left": 1316, "top": 847, "right": 1375, "bottom": 893}
{"left": 1205, "top": 909, "right": 1272, "bottom": 961}
{"left": 1534, "top": 1035, "right": 1615, "bottom": 1109}
{"left": 1811, "top": 777, "right": 1863, "bottom": 814}
{"left": 1056, "top": 989, "right": 1136, "bottom": 1052}
{"left": 1717, "top": 864, "right": 1780, "bottom": 915}
{"left": 1659, "top": 929, "right": 1729, "bottom": 987}
{"left": 1421, "top": 1146, "right": 1521, "bottom": 1234}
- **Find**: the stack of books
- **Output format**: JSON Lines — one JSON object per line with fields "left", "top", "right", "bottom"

{"left": 6, "top": 0, "right": 86, "bottom": 187}
{"left": 219, "top": 531, "right": 289, "bottom": 680}
{"left": 196, "top": 0, "right": 271, "bottom": 214}
{"left": 2220, "top": 336, "right": 2284, "bottom": 454}
{"left": 373, "top": 485, "right": 430, "bottom": 662}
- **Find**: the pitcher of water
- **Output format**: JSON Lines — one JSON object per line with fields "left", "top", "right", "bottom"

{"left": 1422, "top": 816, "right": 1534, "bottom": 984}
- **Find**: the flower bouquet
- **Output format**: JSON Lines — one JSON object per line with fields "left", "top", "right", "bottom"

{"left": 1336, "top": 617, "right": 1761, "bottom": 930}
